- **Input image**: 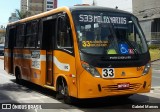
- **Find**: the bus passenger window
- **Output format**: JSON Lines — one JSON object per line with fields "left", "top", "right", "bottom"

{"left": 25, "top": 22, "right": 32, "bottom": 47}
{"left": 15, "top": 24, "right": 25, "bottom": 48}
{"left": 25, "top": 21, "right": 38, "bottom": 48}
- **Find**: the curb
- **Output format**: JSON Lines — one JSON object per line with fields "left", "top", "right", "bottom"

{"left": 151, "top": 59, "right": 160, "bottom": 63}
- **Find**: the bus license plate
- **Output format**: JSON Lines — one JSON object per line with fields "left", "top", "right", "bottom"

{"left": 117, "top": 83, "right": 130, "bottom": 89}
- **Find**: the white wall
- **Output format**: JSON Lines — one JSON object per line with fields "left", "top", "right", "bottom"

{"left": 140, "top": 20, "right": 152, "bottom": 41}
{"left": 83, "top": 0, "right": 132, "bottom": 12}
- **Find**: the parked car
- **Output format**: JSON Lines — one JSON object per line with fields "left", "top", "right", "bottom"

{"left": 0, "top": 44, "right": 4, "bottom": 55}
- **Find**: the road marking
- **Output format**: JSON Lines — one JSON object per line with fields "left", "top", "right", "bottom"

{"left": 0, "top": 95, "right": 60, "bottom": 103}
{"left": 0, "top": 99, "right": 17, "bottom": 103}
{"left": 17, "top": 96, "right": 61, "bottom": 103}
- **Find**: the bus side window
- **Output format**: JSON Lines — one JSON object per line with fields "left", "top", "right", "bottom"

{"left": 57, "top": 15, "right": 73, "bottom": 53}
{"left": 25, "top": 21, "right": 38, "bottom": 48}
{"left": 15, "top": 24, "right": 25, "bottom": 48}
{"left": 5, "top": 26, "right": 16, "bottom": 48}
{"left": 5, "top": 27, "right": 9, "bottom": 48}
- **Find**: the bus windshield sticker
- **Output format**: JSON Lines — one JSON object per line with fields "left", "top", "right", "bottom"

{"left": 79, "top": 14, "right": 127, "bottom": 24}
{"left": 129, "top": 49, "right": 134, "bottom": 54}
{"left": 82, "top": 41, "right": 109, "bottom": 47}
{"left": 119, "top": 43, "right": 129, "bottom": 54}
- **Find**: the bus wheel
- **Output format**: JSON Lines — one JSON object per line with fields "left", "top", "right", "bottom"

{"left": 56, "top": 78, "right": 73, "bottom": 104}
{"left": 63, "top": 82, "right": 73, "bottom": 104}
{"left": 56, "top": 83, "right": 64, "bottom": 100}
{"left": 15, "top": 68, "right": 21, "bottom": 84}
{"left": 116, "top": 94, "right": 133, "bottom": 99}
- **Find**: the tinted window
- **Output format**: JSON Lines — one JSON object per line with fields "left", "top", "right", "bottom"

{"left": 5, "top": 27, "right": 9, "bottom": 48}
{"left": 25, "top": 21, "right": 38, "bottom": 48}
{"left": 15, "top": 24, "right": 25, "bottom": 47}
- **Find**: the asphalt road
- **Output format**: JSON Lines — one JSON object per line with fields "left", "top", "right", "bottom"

{"left": 0, "top": 59, "right": 160, "bottom": 112}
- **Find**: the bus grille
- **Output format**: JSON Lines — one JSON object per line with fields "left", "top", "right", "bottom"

{"left": 102, "top": 83, "right": 142, "bottom": 92}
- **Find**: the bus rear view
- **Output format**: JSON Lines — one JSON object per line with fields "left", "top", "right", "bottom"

{"left": 71, "top": 7, "right": 151, "bottom": 98}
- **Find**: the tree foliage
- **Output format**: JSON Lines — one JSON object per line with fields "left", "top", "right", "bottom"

{"left": 15, "top": 9, "right": 31, "bottom": 19}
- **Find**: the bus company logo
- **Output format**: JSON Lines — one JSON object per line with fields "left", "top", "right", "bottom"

{"left": 121, "top": 71, "right": 126, "bottom": 76}
{"left": 64, "top": 65, "right": 69, "bottom": 70}
{"left": 2, "top": 104, "right": 11, "bottom": 109}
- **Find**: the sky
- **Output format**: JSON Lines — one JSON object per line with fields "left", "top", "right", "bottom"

{"left": 0, "top": 0, "right": 132, "bottom": 26}
{"left": 0, "top": 0, "right": 20, "bottom": 26}
{"left": 0, "top": 0, "right": 82, "bottom": 26}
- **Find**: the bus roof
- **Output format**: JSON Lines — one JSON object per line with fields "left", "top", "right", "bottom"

{"left": 7, "top": 6, "right": 70, "bottom": 26}
{"left": 7, "top": 6, "right": 132, "bottom": 26}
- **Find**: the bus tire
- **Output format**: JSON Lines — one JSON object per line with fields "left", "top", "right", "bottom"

{"left": 116, "top": 94, "right": 133, "bottom": 99}
{"left": 56, "top": 80, "right": 64, "bottom": 100}
{"left": 15, "top": 68, "right": 22, "bottom": 84}
{"left": 56, "top": 77, "right": 74, "bottom": 104}
{"left": 63, "top": 83, "right": 73, "bottom": 104}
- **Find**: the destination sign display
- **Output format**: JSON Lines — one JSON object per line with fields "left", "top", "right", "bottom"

{"left": 82, "top": 41, "right": 109, "bottom": 47}
{"left": 79, "top": 14, "right": 127, "bottom": 24}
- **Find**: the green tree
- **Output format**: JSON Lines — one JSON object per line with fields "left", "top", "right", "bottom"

{"left": 15, "top": 9, "right": 31, "bottom": 19}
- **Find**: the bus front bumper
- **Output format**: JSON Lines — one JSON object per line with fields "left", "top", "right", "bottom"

{"left": 78, "top": 71, "right": 151, "bottom": 99}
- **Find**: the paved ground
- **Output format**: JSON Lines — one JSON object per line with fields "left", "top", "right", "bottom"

{"left": 151, "top": 59, "right": 160, "bottom": 96}
{"left": 0, "top": 56, "right": 3, "bottom": 60}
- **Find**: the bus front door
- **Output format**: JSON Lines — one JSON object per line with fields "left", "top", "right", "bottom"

{"left": 42, "top": 17, "right": 56, "bottom": 86}
{"left": 46, "top": 50, "right": 53, "bottom": 85}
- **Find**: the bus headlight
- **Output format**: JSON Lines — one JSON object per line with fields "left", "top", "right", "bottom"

{"left": 82, "top": 62, "right": 101, "bottom": 78}
{"left": 142, "top": 63, "right": 151, "bottom": 75}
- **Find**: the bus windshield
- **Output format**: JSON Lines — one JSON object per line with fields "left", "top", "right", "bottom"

{"left": 72, "top": 11, "right": 148, "bottom": 55}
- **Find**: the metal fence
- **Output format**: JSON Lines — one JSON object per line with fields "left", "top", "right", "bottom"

{"left": 151, "top": 32, "right": 160, "bottom": 40}
{"left": 149, "top": 32, "right": 160, "bottom": 47}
